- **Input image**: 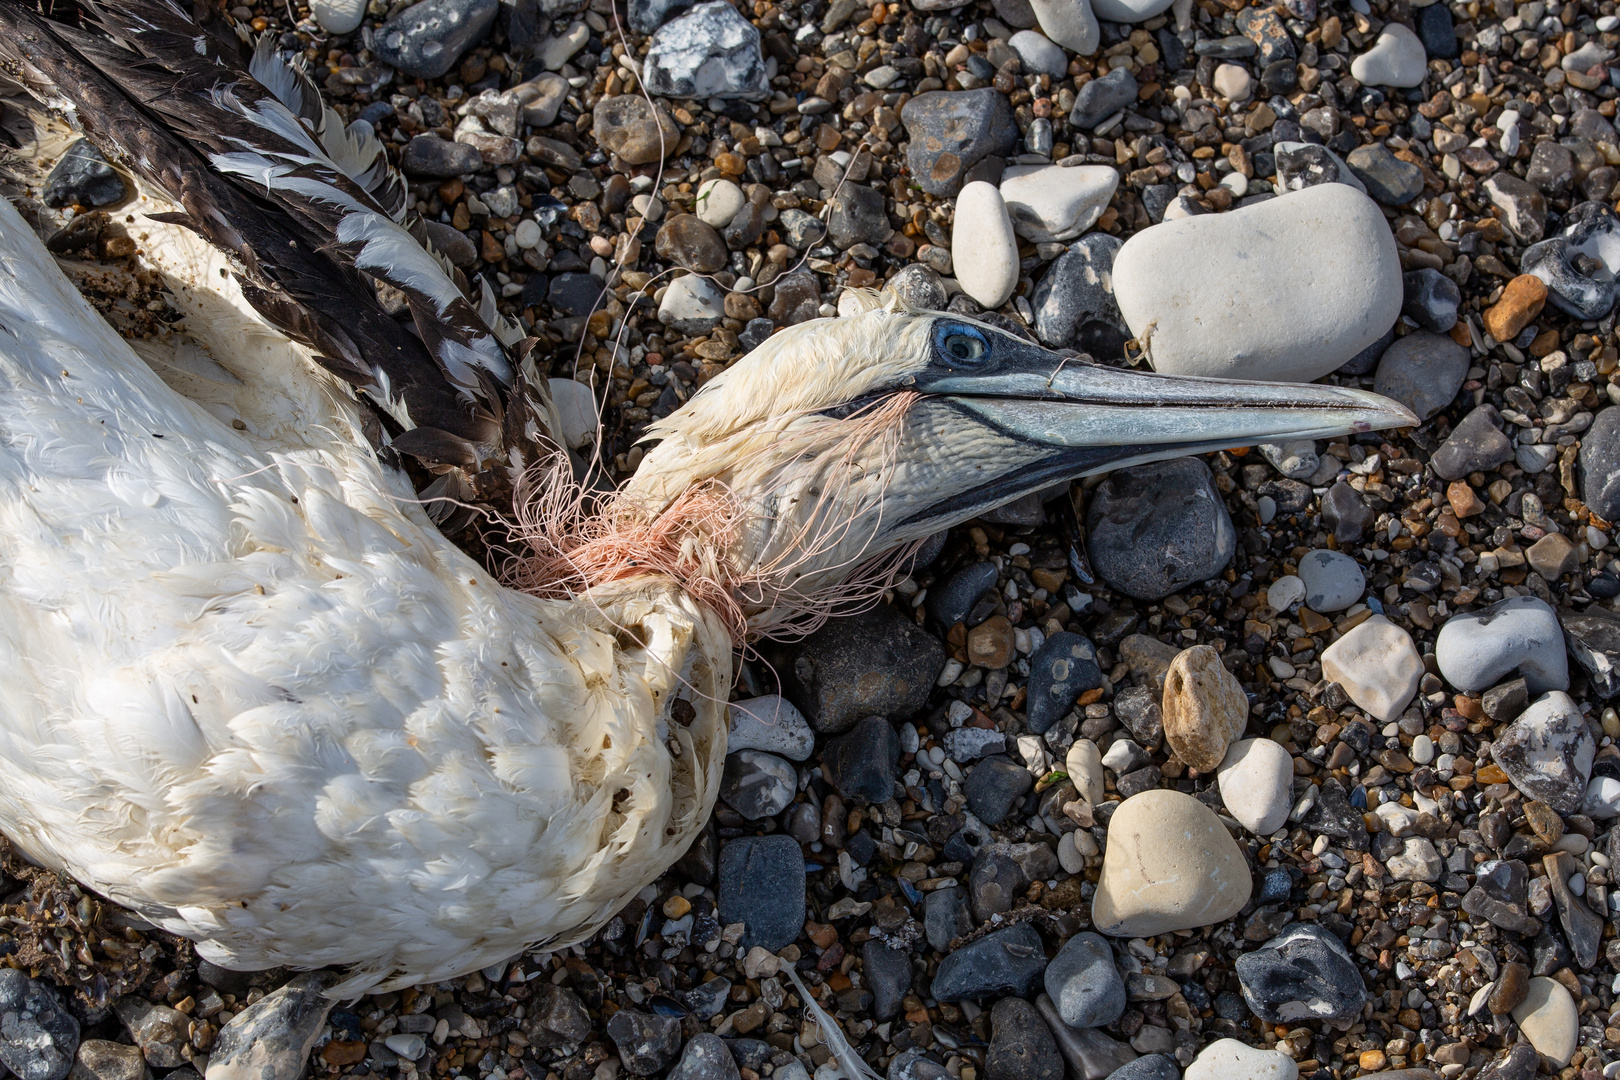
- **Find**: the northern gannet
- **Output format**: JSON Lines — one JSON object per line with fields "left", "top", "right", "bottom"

{"left": 0, "top": 0, "right": 1416, "bottom": 993}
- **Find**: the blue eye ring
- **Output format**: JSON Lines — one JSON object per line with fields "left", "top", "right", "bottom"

{"left": 936, "top": 323, "right": 989, "bottom": 364}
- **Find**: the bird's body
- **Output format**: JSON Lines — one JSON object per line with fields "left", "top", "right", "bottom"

{"left": 0, "top": 0, "right": 1417, "bottom": 994}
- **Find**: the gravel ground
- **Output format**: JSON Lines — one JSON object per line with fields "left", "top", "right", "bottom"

{"left": 15, "top": 0, "right": 1620, "bottom": 1076}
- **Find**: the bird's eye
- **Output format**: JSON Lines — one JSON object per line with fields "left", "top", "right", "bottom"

{"left": 943, "top": 333, "right": 985, "bottom": 362}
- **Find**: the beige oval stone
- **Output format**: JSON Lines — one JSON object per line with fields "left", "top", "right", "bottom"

{"left": 1510, "top": 977, "right": 1578, "bottom": 1067}
{"left": 1092, "top": 789, "right": 1252, "bottom": 936}
{"left": 1065, "top": 738, "right": 1104, "bottom": 805}
{"left": 1161, "top": 645, "right": 1249, "bottom": 772}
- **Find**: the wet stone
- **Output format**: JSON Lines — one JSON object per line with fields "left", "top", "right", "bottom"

{"left": 767, "top": 602, "right": 944, "bottom": 734}
{"left": 986, "top": 998, "right": 1064, "bottom": 1080}
{"left": 718, "top": 835, "right": 805, "bottom": 951}
{"left": 605, "top": 1010, "right": 683, "bottom": 1076}
{"left": 643, "top": 1, "right": 769, "bottom": 100}
{"left": 373, "top": 0, "right": 498, "bottom": 79}
{"left": 1045, "top": 931, "right": 1126, "bottom": 1029}
{"left": 1085, "top": 457, "right": 1235, "bottom": 601}
{"left": 900, "top": 89, "right": 1019, "bottom": 197}
{"left": 821, "top": 715, "right": 900, "bottom": 804}
{"left": 1236, "top": 922, "right": 1367, "bottom": 1022}
{"left": 964, "top": 754, "right": 1034, "bottom": 826}
{"left": 1026, "top": 632, "right": 1103, "bottom": 735}
{"left": 932, "top": 923, "right": 1049, "bottom": 1001}
{"left": 0, "top": 970, "right": 77, "bottom": 1080}
{"left": 719, "top": 749, "right": 797, "bottom": 819}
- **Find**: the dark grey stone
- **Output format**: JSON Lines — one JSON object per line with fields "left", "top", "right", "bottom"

{"left": 717, "top": 835, "right": 805, "bottom": 951}
{"left": 1320, "top": 481, "right": 1373, "bottom": 543}
{"left": 398, "top": 134, "right": 484, "bottom": 177}
{"left": 1544, "top": 850, "right": 1602, "bottom": 969}
{"left": 863, "top": 941, "right": 913, "bottom": 1021}
{"left": 931, "top": 923, "right": 1049, "bottom": 1001}
{"left": 1415, "top": 1, "right": 1459, "bottom": 59}
{"left": 822, "top": 716, "right": 900, "bottom": 804}
{"left": 1581, "top": 406, "right": 1620, "bottom": 520}
{"left": 1085, "top": 457, "right": 1235, "bottom": 600}
{"left": 766, "top": 603, "right": 945, "bottom": 734}
{"left": 1030, "top": 234, "right": 1125, "bottom": 350}
{"left": 43, "top": 140, "right": 126, "bottom": 209}
{"left": 1400, "top": 269, "right": 1462, "bottom": 333}
{"left": 1044, "top": 932, "right": 1125, "bottom": 1029}
{"left": 373, "top": 0, "right": 499, "bottom": 79}
{"left": 605, "top": 1010, "right": 683, "bottom": 1076}
{"left": 1104, "top": 1055, "right": 1179, "bottom": 1080}
{"left": 523, "top": 984, "right": 592, "bottom": 1048}
{"left": 1346, "top": 143, "right": 1424, "bottom": 205}
{"left": 549, "top": 272, "right": 605, "bottom": 317}
{"left": 827, "top": 184, "right": 893, "bottom": 248}
{"left": 928, "top": 561, "right": 999, "bottom": 627}
{"left": 668, "top": 1033, "right": 740, "bottom": 1080}
{"left": 969, "top": 846, "right": 1026, "bottom": 922}
{"left": 1477, "top": 1044, "right": 1539, "bottom": 1080}
{"left": 1234, "top": 923, "right": 1367, "bottom": 1023}
{"left": 719, "top": 749, "right": 797, "bottom": 819}
{"left": 1035, "top": 996, "right": 1139, "bottom": 1079}
{"left": 1070, "top": 69, "right": 1139, "bottom": 129}
{"left": 1373, "top": 330, "right": 1468, "bottom": 422}
{"left": 0, "top": 969, "right": 77, "bottom": 1080}
{"left": 1336, "top": 323, "right": 1395, "bottom": 376}
{"left": 1026, "top": 632, "right": 1103, "bottom": 735}
{"left": 1431, "top": 405, "right": 1514, "bottom": 481}
{"left": 1526, "top": 140, "right": 1575, "bottom": 194}
{"left": 629, "top": 0, "right": 695, "bottom": 34}
{"left": 986, "top": 998, "right": 1063, "bottom": 1080}
{"left": 1113, "top": 684, "right": 1162, "bottom": 746}
{"left": 925, "top": 885, "right": 975, "bottom": 952}
{"left": 964, "top": 755, "right": 1034, "bottom": 826}
{"left": 1560, "top": 607, "right": 1620, "bottom": 698}
{"left": 900, "top": 89, "right": 1019, "bottom": 197}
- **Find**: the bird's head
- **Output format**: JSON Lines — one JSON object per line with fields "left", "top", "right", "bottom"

{"left": 528, "top": 290, "right": 1416, "bottom": 638}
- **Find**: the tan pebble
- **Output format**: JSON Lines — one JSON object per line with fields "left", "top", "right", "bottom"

{"left": 1483, "top": 274, "right": 1548, "bottom": 342}
{"left": 1161, "top": 644, "right": 1248, "bottom": 772}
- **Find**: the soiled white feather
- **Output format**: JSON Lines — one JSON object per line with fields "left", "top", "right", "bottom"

{"left": 781, "top": 963, "right": 885, "bottom": 1080}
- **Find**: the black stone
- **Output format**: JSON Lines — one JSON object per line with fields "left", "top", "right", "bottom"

{"left": 373, "top": 0, "right": 499, "bottom": 79}
{"left": 717, "top": 835, "right": 805, "bottom": 951}
{"left": 399, "top": 134, "right": 484, "bottom": 177}
{"left": 1415, "top": 1, "right": 1459, "bottom": 59}
{"left": 1581, "top": 406, "right": 1620, "bottom": 521}
{"left": 863, "top": 941, "right": 913, "bottom": 1021}
{"left": 925, "top": 885, "right": 975, "bottom": 952}
{"left": 827, "top": 184, "right": 893, "bottom": 248}
{"left": 931, "top": 923, "right": 1048, "bottom": 1001}
{"left": 1070, "top": 68, "right": 1139, "bottom": 129}
{"left": 1085, "top": 457, "right": 1236, "bottom": 600}
{"left": 738, "top": 317, "right": 775, "bottom": 353}
{"left": 1477, "top": 1044, "right": 1539, "bottom": 1080}
{"left": 1336, "top": 323, "right": 1395, "bottom": 376}
{"left": 964, "top": 755, "right": 1035, "bottom": 827}
{"left": 1114, "top": 684, "right": 1163, "bottom": 746}
{"left": 1301, "top": 777, "right": 1367, "bottom": 850}
{"left": 985, "top": 998, "right": 1063, "bottom": 1080}
{"left": 1234, "top": 923, "right": 1367, "bottom": 1023}
{"left": 549, "top": 272, "right": 605, "bottom": 317}
{"left": 1431, "top": 406, "right": 1514, "bottom": 481}
{"left": 1026, "top": 633, "right": 1102, "bottom": 735}
{"left": 1345, "top": 143, "right": 1424, "bottom": 205}
{"left": 42, "top": 140, "right": 126, "bottom": 209}
{"left": 1257, "top": 867, "right": 1292, "bottom": 905}
{"left": 1030, "top": 234, "right": 1125, "bottom": 350}
{"left": 1400, "top": 269, "right": 1462, "bottom": 333}
{"left": 719, "top": 750, "right": 797, "bottom": 819}
{"left": 928, "top": 561, "right": 1000, "bottom": 627}
{"left": 900, "top": 89, "right": 1019, "bottom": 197}
{"left": 605, "top": 1010, "right": 683, "bottom": 1076}
{"left": 1105, "top": 1056, "right": 1180, "bottom": 1080}
{"left": 822, "top": 716, "right": 901, "bottom": 804}
{"left": 765, "top": 603, "right": 946, "bottom": 734}
{"left": 0, "top": 970, "right": 77, "bottom": 1080}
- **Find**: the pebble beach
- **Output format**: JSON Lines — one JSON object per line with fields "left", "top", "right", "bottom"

{"left": 18, "top": 0, "right": 1620, "bottom": 1075}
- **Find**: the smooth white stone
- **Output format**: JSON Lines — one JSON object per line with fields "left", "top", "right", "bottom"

{"left": 1113, "top": 183, "right": 1402, "bottom": 381}
{"left": 999, "top": 164, "right": 1118, "bottom": 243}
{"left": 312, "top": 0, "right": 365, "bottom": 34}
{"left": 1091, "top": 790, "right": 1251, "bottom": 936}
{"left": 1512, "top": 978, "right": 1578, "bottom": 1067}
{"left": 1585, "top": 775, "right": 1620, "bottom": 819}
{"left": 548, "top": 379, "right": 599, "bottom": 448}
{"left": 1212, "top": 63, "right": 1252, "bottom": 101}
{"left": 1320, "top": 614, "right": 1423, "bottom": 723}
{"left": 1350, "top": 23, "right": 1428, "bottom": 88}
{"left": 1217, "top": 739, "right": 1293, "bottom": 836}
{"left": 1065, "top": 738, "right": 1105, "bottom": 804}
{"left": 1410, "top": 733, "right": 1435, "bottom": 764}
{"left": 514, "top": 219, "right": 544, "bottom": 249}
{"left": 1028, "top": 0, "right": 1098, "bottom": 56}
{"left": 696, "top": 178, "right": 746, "bottom": 228}
{"left": 952, "top": 181, "right": 1020, "bottom": 309}
{"left": 728, "top": 695, "right": 816, "bottom": 760}
{"left": 657, "top": 274, "right": 727, "bottom": 331}
{"left": 1266, "top": 575, "right": 1306, "bottom": 611}
{"left": 1186, "top": 1039, "right": 1297, "bottom": 1080}
{"left": 1009, "top": 31, "right": 1070, "bottom": 76}
{"left": 1090, "top": 0, "right": 1174, "bottom": 20}
{"left": 540, "top": 23, "right": 592, "bottom": 72}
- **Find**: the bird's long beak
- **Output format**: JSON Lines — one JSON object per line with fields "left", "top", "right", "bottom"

{"left": 896, "top": 335, "right": 1416, "bottom": 529}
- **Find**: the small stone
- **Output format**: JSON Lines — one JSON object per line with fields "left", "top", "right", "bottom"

{"left": 828, "top": 184, "right": 893, "bottom": 249}
{"left": 1092, "top": 789, "right": 1252, "bottom": 936}
{"left": 1525, "top": 141, "right": 1576, "bottom": 194}
{"left": 1385, "top": 836, "right": 1442, "bottom": 881}
{"left": 1488, "top": 961, "right": 1530, "bottom": 1014}
{"left": 1160, "top": 645, "right": 1248, "bottom": 772}
{"left": 1510, "top": 977, "right": 1578, "bottom": 1067}
{"left": 1065, "top": 739, "right": 1105, "bottom": 804}
{"left": 1435, "top": 596, "right": 1569, "bottom": 695}
{"left": 385, "top": 1033, "right": 426, "bottom": 1060}
{"left": 1008, "top": 31, "right": 1068, "bottom": 77}
{"left": 68, "top": 1041, "right": 146, "bottom": 1080}
{"left": 928, "top": 561, "right": 999, "bottom": 627}
{"left": 1259, "top": 441, "right": 1319, "bottom": 481}
{"left": 1296, "top": 550, "right": 1365, "bottom": 612}
{"left": 1085, "top": 457, "right": 1235, "bottom": 601}
{"left": 605, "top": 1011, "right": 683, "bottom": 1076}
{"left": 1235, "top": 922, "right": 1367, "bottom": 1022}
{"left": 695, "top": 179, "right": 746, "bottom": 228}
{"left": 1490, "top": 691, "right": 1593, "bottom": 813}
{"left": 1026, "top": 632, "right": 1103, "bottom": 735}
{"left": 1044, "top": 932, "right": 1126, "bottom": 1029}
{"left": 1374, "top": 330, "right": 1468, "bottom": 422}
{"left": 767, "top": 269, "right": 821, "bottom": 325}
{"left": 534, "top": 22, "right": 589, "bottom": 69}
{"left": 312, "top": 0, "right": 365, "bottom": 32}
{"left": 1349, "top": 22, "right": 1427, "bottom": 87}
{"left": 206, "top": 973, "right": 335, "bottom": 1080}
{"left": 1543, "top": 850, "right": 1602, "bottom": 969}
{"left": 944, "top": 727, "right": 1007, "bottom": 762}
{"left": 399, "top": 134, "right": 482, "bottom": 178}
{"left": 43, "top": 141, "right": 125, "bottom": 209}
{"left": 1273, "top": 141, "right": 1365, "bottom": 195}
{"left": 644, "top": 1, "right": 768, "bottom": 99}
{"left": 592, "top": 96, "right": 681, "bottom": 166}
{"left": 1113, "top": 184, "right": 1402, "bottom": 381}
{"left": 1483, "top": 275, "right": 1548, "bottom": 343}
{"left": 1036, "top": 1000, "right": 1139, "bottom": 1079}
{"left": 1399, "top": 269, "right": 1462, "bottom": 333}
{"left": 968, "top": 615, "right": 1016, "bottom": 669}
{"left": 1526, "top": 533, "right": 1578, "bottom": 579}
{"left": 1345, "top": 143, "right": 1425, "bottom": 206}
{"left": 766, "top": 603, "right": 944, "bottom": 734}
{"left": 985, "top": 998, "right": 1064, "bottom": 1080}
{"left": 1415, "top": 1, "right": 1459, "bottom": 58}
{"left": 1217, "top": 738, "right": 1292, "bottom": 836}
{"left": 667, "top": 1034, "right": 740, "bottom": 1080}
{"left": 1483, "top": 175, "right": 1547, "bottom": 244}
{"left": 718, "top": 835, "right": 805, "bottom": 951}
{"left": 932, "top": 923, "right": 1049, "bottom": 1001}
{"left": 1184, "top": 1038, "right": 1298, "bottom": 1080}
{"left": 999, "top": 165, "right": 1118, "bottom": 244}
{"left": 1581, "top": 407, "right": 1620, "bottom": 521}
{"left": 1561, "top": 607, "right": 1620, "bottom": 699}
{"left": 1069, "top": 67, "right": 1138, "bottom": 129}
{"left": 1211, "top": 63, "right": 1251, "bottom": 101}
{"left": 1265, "top": 575, "right": 1306, "bottom": 611}
{"left": 887, "top": 264, "right": 948, "bottom": 312}
{"left": 1430, "top": 406, "right": 1515, "bottom": 481}
{"left": 925, "top": 886, "right": 975, "bottom": 952}
{"left": 822, "top": 716, "right": 900, "bottom": 804}
{"left": 0, "top": 970, "right": 77, "bottom": 1080}
{"left": 658, "top": 275, "right": 726, "bottom": 334}
{"left": 1523, "top": 201, "right": 1620, "bottom": 319}
{"left": 1030, "top": 233, "right": 1126, "bottom": 351}
{"left": 719, "top": 750, "right": 797, "bottom": 819}
{"left": 952, "top": 181, "right": 1019, "bottom": 310}
{"left": 656, "top": 215, "right": 727, "bottom": 274}
{"left": 727, "top": 696, "right": 814, "bottom": 760}
{"left": 1319, "top": 614, "right": 1424, "bottom": 723}
{"left": 523, "top": 984, "right": 592, "bottom": 1049}
{"left": 1029, "top": 0, "right": 1100, "bottom": 57}
{"left": 373, "top": 0, "right": 499, "bottom": 79}
{"left": 900, "top": 89, "right": 1019, "bottom": 197}
{"left": 1105, "top": 1057, "right": 1180, "bottom": 1080}
{"left": 964, "top": 755, "right": 1035, "bottom": 826}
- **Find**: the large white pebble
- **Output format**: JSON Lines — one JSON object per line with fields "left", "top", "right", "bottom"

{"left": 1028, "top": 0, "right": 1099, "bottom": 55}
{"left": 1320, "top": 614, "right": 1423, "bottom": 723}
{"left": 1186, "top": 1038, "right": 1297, "bottom": 1080}
{"left": 1350, "top": 23, "right": 1428, "bottom": 88}
{"left": 696, "top": 178, "right": 746, "bottom": 228}
{"left": 312, "top": 0, "right": 365, "bottom": 34}
{"left": 1217, "top": 738, "right": 1293, "bottom": 836}
{"left": 952, "top": 181, "right": 1019, "bottom": 309}
{"left": 1091, "top": 0, "right": 1174, "bottom": 19}
{"left": 1511, "top": 977, "right": 1578, "bottom": 1067}
{"left": 1112, "top": 183, "right": 1402, "bottom": 382}
{"left": 1000, "top": 164, "right": 1118, "bottom": 243}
